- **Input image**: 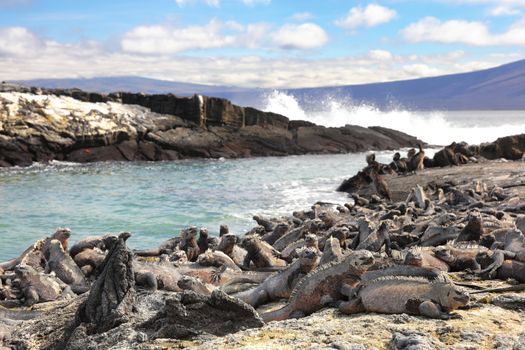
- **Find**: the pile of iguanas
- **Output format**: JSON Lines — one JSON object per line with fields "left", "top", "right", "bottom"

{"left": 1, "top": 153, "right": 525, "bottom": 341}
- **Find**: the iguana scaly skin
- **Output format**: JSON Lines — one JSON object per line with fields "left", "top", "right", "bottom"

{"left": 261, "top": 250, "right": 374, "bottom": 322}
{"left": 339, "top": 276, "right": 469, "bottom": 319}
{"left": 197, "top": 250, "right": 241, "bottom": 271}
{"left": 233, "top": 247, "right": 320, "bottom": 308}
{"left": 218, "top": 234, "right": 247, "bottom": 266}
{"left": 15, "top": 265, "right": 73, "bottom": 306}
{"left": 46, "top": 239, "right": 89, "bottom": 293}
{"left": 241, "top": 235, "right": 286, "bottom": 269}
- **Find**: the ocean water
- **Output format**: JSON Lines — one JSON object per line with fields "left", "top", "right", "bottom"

{"left": 0, "top": 151, "right": 401, "bottom": 260}
{"left": 1, "top": 95, "right": 524, "bottom": 260}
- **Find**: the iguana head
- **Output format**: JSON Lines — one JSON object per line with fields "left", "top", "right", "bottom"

{"left": 298, "top": 247, "right": 320, "bottom": 272}
{"left": 14, "top": 264, "right": 36, "bottom": 282}
{"left": 438, "top": 284, "right": 470, "bottom": 311}
{"left": 199, "top": 227, "right": 209, "bottom": 239}
{"left": 393, "top": 152, "right": 401, "bottom": 161}
{"left": 305, "top": 234, "right": 318, "bottom": 248}
{"left": 241, "top": 235, "right": 260, "bottom": 251}
{"left": 347, "top": 250, "right": 375, "bottom": 272}
{"left": 52, "top": 228, "right": 71, "bottom": 250}
{"left": 219, "top": 224, "right": 229, "bottom": 236}
{"left": 220, "top": 233, "right": 238, "bottom": 247}
{"left": 404, "top": 249, "right": 423, "bottom": 267}
{"left": 181, "top": 226, "right": 198, "bottom": 240}
{"left": 433, "top": 246, "right": 455, "bottom": 263}
{"left": 274, "top": 223, "right": 289, "bottom": 234}
{"left": 48, "top": 239, "right": 64, "bottom": 256}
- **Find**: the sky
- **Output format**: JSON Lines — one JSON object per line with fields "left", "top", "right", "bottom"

{"left": 0, "top": 0, "right": 524, "bottom": 88}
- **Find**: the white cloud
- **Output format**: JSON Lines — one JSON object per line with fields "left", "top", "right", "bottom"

{"left": 490, "top": 5, "right": 521, "bottom": 16}
{"left": 175, "top": 0, "right": 219, "bottom": 6}
{"left": 368, "top": 49, "right": 394, "bottom": 61}
{"left": 290, "top": 12, "right": 313, "bottom": 21}
{"left": 335, "top": 4, "right": 397, "bottom": 29}
{"left": 241, "top": 0, "right": 271, "bottom": 5}
{"left": 271, "top": 23, "right": 328, "bottom": 49}
{"left": 402, "top": 16, "right": 525, "bottom": 46}
{"left": 121, "top": 20, "right": 271, "bottom": 54}
{"left": 0, "top": 26, "right": 519, "bottom": 89}
{"left": 403, "top": 64, "right": 442, "bottom": 77}
{"left": 0, "top": 27, "right": 44, "bottom": 56}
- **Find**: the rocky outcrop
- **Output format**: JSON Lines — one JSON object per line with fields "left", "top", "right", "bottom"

{"left": 0, "top": 85, "right": 424, "bottom": 167}
{"left": 479, "top": 134, "right": 525, "bottom": 160}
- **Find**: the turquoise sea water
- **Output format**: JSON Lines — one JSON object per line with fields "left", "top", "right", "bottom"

{"left": 0, "top": 151, "right": 402, "bottom": 260}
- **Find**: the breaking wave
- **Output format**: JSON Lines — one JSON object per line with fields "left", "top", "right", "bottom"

{"left": 262, "top": 90, "right": 525, "bottom": 146}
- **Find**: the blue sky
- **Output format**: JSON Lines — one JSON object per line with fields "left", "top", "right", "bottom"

{"left": 0, "top": 0, "right": 524, "bottom": 87}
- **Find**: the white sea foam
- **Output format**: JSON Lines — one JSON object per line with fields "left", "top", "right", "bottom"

{"left": 262, "top": 90, "right": 525, "bottom": 146}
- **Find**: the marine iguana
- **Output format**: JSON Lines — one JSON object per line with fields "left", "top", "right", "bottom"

{"left": 178, "top": 226, "right": 200, "bottom": 262}
{"left": 241, "top": 235, "right": 286, "bottom": 269}
{"left": 273, "top": 219, "right": 323, "bottom": 252}
{"left": 0, "top": 228, "right": 71, "bottom": 271}
{"left": 14, "top": 265, "right": 74, "bottom": 306}
{"left": 390, "top": 152, "right": 408, "bottom": 174}
{"left": 280, "top": 234, "right": 319, "bottom": 262}
{"left": 217, "top": 233, "right": 247, "bottom": 266}
{"left": 433, "top": 142, "right": 459, "bottom": 167}
{"left": 68, "top": 234, "right": 115, "bottom": 259}
{"left": 252, "top": 215, "right": 276, "bottom": 232}
{"left": 134, "top": 261, "right": 184, "bottom": 291}
{"left": 196, "top": 249, "right": 241, "bottom": 271}
{"left": 197, "top": 228, "right": 210, "bottom": 254}
{"left": 356, "top": 221, "right": 392, "bottom": 256}
{"left": 73, "top": 248, "right": 106, "bottom": 277}
{"left": 45, "top": 239, "right": 89, "bottom": 293}
{"left": 350, "top": 217, "right": 375, "bottom": 250}
{"left": 219, "top": 224, "right": 229, "bottom": 237}
{"left": 133, "top": 235, "right": 180, "bottom": 257}
{"left": 177, "top": 275, "right": 215, "bottom": 296}
{"left": 319, "top": 237, "right": 343, "bottom": 266}
{"left": 233, "top": 247, "right": 320, "bottom": 308}
{"left": 339, "top": 276, "right": 469, "bottom": 319}
{"left": 261, "top": 250, "right": 375, "bottom": 322}
{"left": 370, "top": 165, "right": 391, "bottom": 201}
{"left": 261, "top": 223, "right": 289, "bottom": 246}
{"left": 404, "top": 247, "right": 450, "bottom": 272}
{"left": 407, "top": 144, "right": 426, "bottom": 172}
{"left": 456, "top": 211, "right": 484, "bottom": 242}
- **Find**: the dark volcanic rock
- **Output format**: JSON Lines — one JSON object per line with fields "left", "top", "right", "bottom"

{"left": 479, "top": 134, "right": 525, "bottom": 160}
{"left": 148, "top": 289, "right": 264, "bottom": 339}
{"left": 0, "top": 87, "right": 425, "bottom": 167}
{"left": 76, "top": 232, "right": 135, "bottom": 334}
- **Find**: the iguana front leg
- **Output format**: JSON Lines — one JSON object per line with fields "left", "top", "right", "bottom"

{"left": 475, "top": 250, "right": 508, "bottom": 278}
{"left": 339, "top": 297, "right": 365, "bottom": 315}
{"left": 23, "top": 287, "right": 39, "bottom": 306}
{"left": 211, "top": 265, "right": 227, "bottom": 284}
{"left": 418, "top": 300, "right": 461, "bottom": 319}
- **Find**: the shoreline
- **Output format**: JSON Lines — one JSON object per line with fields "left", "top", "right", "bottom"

{"left": 1, "top": 157, "right": 525, "bottom": 349}
{"left": 0, "top": 87, "right": 424, "bottom": 168}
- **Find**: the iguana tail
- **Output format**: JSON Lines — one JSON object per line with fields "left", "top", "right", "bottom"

{"left": 260, "top": 305, "right": 291, "bottom": 323}
{"left": 470, "top": 284, "right": 525, "bottom": 294}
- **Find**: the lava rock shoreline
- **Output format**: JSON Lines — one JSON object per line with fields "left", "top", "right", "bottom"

{"left": 1, "top": 157, "right": 525, "bottom": 349}
{"left": 0, "top": 83, "right": 424, "bottom": 167}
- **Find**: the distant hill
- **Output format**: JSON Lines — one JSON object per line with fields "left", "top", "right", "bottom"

{"left": 13, "top": 58, "right": 525, "bottom": 110}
